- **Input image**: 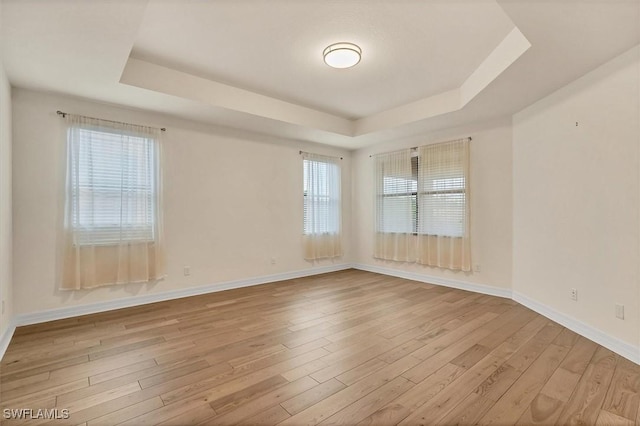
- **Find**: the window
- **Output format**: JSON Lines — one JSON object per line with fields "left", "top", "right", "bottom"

{"left": 374, "top": 139, "right": 470, "bottom": 270}
{"left": 302, "top": 153, "right": 342, "bottom": 260}
{"left": 68, "top": 127, "right": 157, "bottom": 245}
{"left": 377, "top": 145, "right": 467, "bottom": 237}
{"left": 379, "top": 156, "right": 418, "bottom": 233}
{"left": 303, "top": 157, "right": 340, "bottom": 235}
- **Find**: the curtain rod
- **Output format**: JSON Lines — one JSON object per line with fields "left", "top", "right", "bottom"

{"left": 369, "top": 136, "right": 472, "bottom": 158}
{"left": 56, "top": 111, "right": 166, "bottom": 132}
{"left": 299, "top": 150, "right": 343, "bottom": 160}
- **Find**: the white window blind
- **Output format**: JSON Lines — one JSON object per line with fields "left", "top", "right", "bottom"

{"left": 303, "top": 156, "right": 341, "bottom": 235}
{"left": 68, "top": 125, "right": 158, "bottom": 245}
{"left": 375, "top": 150, "right": 416, "bottom": 234}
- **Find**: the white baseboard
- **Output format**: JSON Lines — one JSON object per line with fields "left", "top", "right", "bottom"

{"left": 0, "top": 320, "right": 16, "bottom": 360}
{"left": 352, "top": 263, "right": 513, "bottom": 299}
{"left": 11, "top": 263, "right": 352, "bottom": 328}
{"left": 513, "top": 291, "right": 640, "bottom": 364}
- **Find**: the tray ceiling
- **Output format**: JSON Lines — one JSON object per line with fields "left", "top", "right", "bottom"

{"left": 2, "top": 0, "right": 638, "bottom": 149}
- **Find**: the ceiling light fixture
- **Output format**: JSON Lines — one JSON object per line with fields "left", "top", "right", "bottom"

{"left": 323, "top": 42, "right": 361, "bottom": 69}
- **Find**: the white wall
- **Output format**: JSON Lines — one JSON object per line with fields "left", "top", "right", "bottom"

{"left": 0, "top": 30, "right": 13, "bottom": 336}
{"left": 11, "top": 89, "right": 351, "bottom": 316}
{"left": 513, "top": 45, "right": 640, "bottom": 348}
{"left": 351, "top": 118, "right": 513, "bottom": 292}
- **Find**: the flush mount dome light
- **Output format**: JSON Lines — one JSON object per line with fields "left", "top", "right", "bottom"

{"left": 323, "top": 42, "right": 361, "bottom": 69}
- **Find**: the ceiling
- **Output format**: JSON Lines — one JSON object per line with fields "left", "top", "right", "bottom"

{"left": 132, "top": 1, "right": 514, "bottom": 119}
{"left": 2, "top": 0, "right": 639, "bottom": 150}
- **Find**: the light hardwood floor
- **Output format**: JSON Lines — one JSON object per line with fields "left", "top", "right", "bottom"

{"left": 1, "top": 269, "right": 639, "bottom": 425}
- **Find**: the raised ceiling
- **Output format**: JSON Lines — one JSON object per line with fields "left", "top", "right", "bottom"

{"left": 132, "top": 1, "right": 515, "bottom": 119}
{"left": 1, "top": 0, "right": 639, "bottom": 149}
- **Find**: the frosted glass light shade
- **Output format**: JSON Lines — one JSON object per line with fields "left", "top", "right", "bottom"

{"left": 323, "top": 43, "right": 361, "bottom": 69}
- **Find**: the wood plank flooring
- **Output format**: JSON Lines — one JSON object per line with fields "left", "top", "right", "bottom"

{"left": 0, "top": 269, "right": 638, "bottom": 425}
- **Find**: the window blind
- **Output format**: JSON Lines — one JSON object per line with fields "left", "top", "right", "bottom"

{"left": 375, "top": 149, "right": 415, "bottom": 234}
{"left": 69, "top": 127, "right": 156, "bottom": 245}
{"left": 303, "top": 156, "right": 341, "bottom": 235}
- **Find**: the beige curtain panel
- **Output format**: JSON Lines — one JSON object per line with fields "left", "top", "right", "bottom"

{"left": 373, "top": 149, "right": 416, "bottom": 262}
{"left": 303, "top": 153, "right": 342, "bottom": 260}
{"left": 61, "top": 114, "right": 165, "bottom": 290}
{"left": 374, "top": 138, "right": 471, "bottom": 271}
{"left": 303, "top": 233, "right": 342, "bottom": 260}
{"left": 417, "top": 139, "right": 471, "bottom": 270}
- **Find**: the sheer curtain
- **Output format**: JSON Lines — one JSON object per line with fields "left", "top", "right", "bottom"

{"left": 374, "top": 140, "right": 470, "bottom": 270}
{"left": 61, "top": 115, "right": 165, "bottom": 290}
{"left": 374, "top": 149, "right": 417, "bottom": 261}
{"left": 417, "top": 139, "right": 471, "bottom": 271}
{"left": 303, "top": 153, "right": 342, "bottom": 260}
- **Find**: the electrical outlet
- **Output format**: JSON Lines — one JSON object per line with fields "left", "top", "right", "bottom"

{"left": 474, "top": 264, "right": 481, "bottom": 272}
{"left": 2, "top": 301, "right": 4, "bottom": 315}
{"left": 270, "top": 257, "right": 277, "bottom": 265}
{"left": 570, "top": 288, "right": 578, "bottom": 301}
{"left": 616, "top": 304, "right": 625, "bottom": 319}
{"left": 183, "top": 266, "right": 191, "bottom": 276}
